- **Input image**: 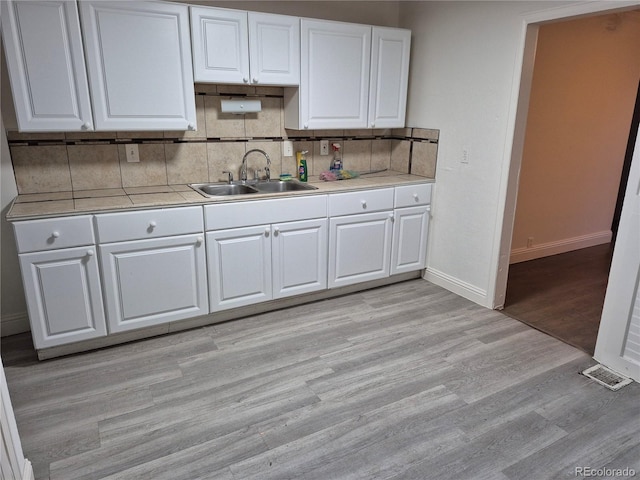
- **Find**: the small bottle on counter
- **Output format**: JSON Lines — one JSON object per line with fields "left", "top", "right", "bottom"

{"left": 298, "top": 150, "right": 308, "bottom": 182}
{"left": 330, "top": 143, "right": 342, "bottom": 172}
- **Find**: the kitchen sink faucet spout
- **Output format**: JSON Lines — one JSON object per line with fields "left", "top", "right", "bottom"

{"left": 241, "top": 149, "right": 271, "bottom": 182}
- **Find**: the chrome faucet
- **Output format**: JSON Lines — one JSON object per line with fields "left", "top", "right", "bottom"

{"left": 241, "top": 149, "right": 271, "bottom": 182}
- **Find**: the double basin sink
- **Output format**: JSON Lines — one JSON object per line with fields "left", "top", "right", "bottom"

{"left": 190, "top": 180, "right": 318, "bottom": 197}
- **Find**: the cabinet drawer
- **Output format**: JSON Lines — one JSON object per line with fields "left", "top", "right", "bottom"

{"left": 394, "top": 183, "right": 432, "bottom": 208}
{"left": 205, "top": 195, "right": 327, "bottom": 230}
{"left": 95, "top": 206, "right": 203, "bottom": 243}
{"left": 328, "top": 188, "right": 394, "bottom": 217}
{"left": 14, "top": 215, "right": 95, "bottom": 253}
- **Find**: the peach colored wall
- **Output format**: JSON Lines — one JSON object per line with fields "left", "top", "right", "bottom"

{"left": 510, "top": 11, "right": 640, "bottom": 262}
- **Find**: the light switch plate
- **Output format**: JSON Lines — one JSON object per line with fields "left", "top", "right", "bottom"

{"left": 126, "top": 144, "right": 140, "bottom": 163}
{"left": 283, "top": 140, "right": 293, "bottom": 157}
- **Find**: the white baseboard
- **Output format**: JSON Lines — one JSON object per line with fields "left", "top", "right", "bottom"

{"left": 509, "top": 230, "right": 612, "bottom": 264}
{"left": 0, "top": 312, "right": 30, "bottom": 337}
{"left": 423, "top": 267, "right": 491, "bottom": 308}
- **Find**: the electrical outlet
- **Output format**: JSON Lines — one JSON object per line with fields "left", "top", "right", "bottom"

{"left": 527, "top": 237, "right": 534, "bottom": 248}
{"left": 320, "top": 140, "right": 329, "bottom": 156}
{"left": 283, "top": 140, "right": 293, "bottom": 157}
{"left": 126, "top": 144, "right": 140, "bottom": 163}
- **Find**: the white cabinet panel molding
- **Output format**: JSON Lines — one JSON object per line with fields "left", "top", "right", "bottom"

{"left": 80, "top": 1, "right": 196, "bottom": 131}
{"left": 1, "top": 0, "right": 93, "bottom": 131}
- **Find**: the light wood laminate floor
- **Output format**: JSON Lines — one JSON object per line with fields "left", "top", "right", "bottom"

{"left": 2, "top": 279, "right": 638, "bottom": 480}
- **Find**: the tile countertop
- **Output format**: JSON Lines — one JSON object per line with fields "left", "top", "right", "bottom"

{"left": 6, "top": 173, "right": 435, "bottom": 221}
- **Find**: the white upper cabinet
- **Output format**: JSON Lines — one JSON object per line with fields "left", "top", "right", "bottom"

{"left": 191, "top": 7, "right": 299, "bottom": 86}
{"left": 190, "top": 6, "right": 249, "bottom": 84}
{"left": 79, "top": 1, "right": 197, "bottom": 131}
{"left": 286, "top": 19, "right": 371, "bottom": 130}
{"left": 368, "top": 27, "right": 411, "bottom": 129}
{"left": 285, "top": 20, "right": 410, "bottom": 130}
{"left": 248, "top": 12, "right": 300, "bottom": 86}
{"left": 1, "top": 0, "right": 94, "bottom": 132}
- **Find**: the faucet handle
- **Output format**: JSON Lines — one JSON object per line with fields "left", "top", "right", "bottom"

{"left": 254, "top": 168, "right": 262, "bottom": 181}
{"left": 222, "top": 170, "right": 233, "bottom": 184}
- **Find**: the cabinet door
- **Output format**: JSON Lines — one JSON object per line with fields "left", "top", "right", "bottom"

{"left": 368, "top": 27, "right": 411, "bottom": 129}
{"left": 80, "top": 1, "right": 196, "bottom": 131}
{"left": 248, "top": 12, "right": 299, "bottom": 86}
{"left": 19, "top": 247, "right": 106, "bottom": 349}
{"left": 100, "top": 234, "right": 208, "bottom": 333}
{"left": 272, "top": 219, "right": 327, "bottom": 299}
{"left": 1, "top": 0, "right": 93, "bottom": 132}
{"left": 298, "top": 19, "right": 371, "bottom": 129}
{"left": 190, "top": 6, "right": 249, "bottom": 84}
{"left": 391, "top": 206, "right": 430, "bottom": 275}
{"left": 329, "top": 211, "right": 392, "bottom": 288}
{"left": 207, "top": 226, "right": 272, "bottom": 311}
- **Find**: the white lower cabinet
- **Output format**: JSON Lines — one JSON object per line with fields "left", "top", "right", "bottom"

{"left": 100, "top": 235, "right": 208, "bottom": 333}
{"left": 19, "top": 246, "right": 106, "bottom": 349}
{"left": 207, "top": 225, "right": 273, "bottom": 311}
{"left": 207, "top": 218, "right": 328, "bottom": 311}
{"left": 95, "top": 206, "right": 207, "bottom": 333}
{"left": 13, "top": 215, "right": 106, "bottom": 349}
{"left": 272, "top": 219, "right": 328, "bottom": 299}
{"left": 329, "top": 211, "right": 393, "bottom": 288}
{"left": 391, "top": 205, "right": 430, "bottom": 275}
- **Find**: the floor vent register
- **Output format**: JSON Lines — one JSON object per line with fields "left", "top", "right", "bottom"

{"left": 581, "top": 364, "right": 633, "bottom": 391}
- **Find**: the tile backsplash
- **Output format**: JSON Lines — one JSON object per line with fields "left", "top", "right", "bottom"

{"left": 7, "top": 85, "right": 438, "bottom": 195}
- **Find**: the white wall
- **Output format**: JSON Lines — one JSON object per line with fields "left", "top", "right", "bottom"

{"left": 399, "top": 0, "right": 639, "bottom": 307}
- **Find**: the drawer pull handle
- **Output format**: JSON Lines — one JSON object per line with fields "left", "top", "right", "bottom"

{"left": 361, "top": 200, "right": 367, "bottom": 209}
{"left": 86, "top": 249, "right": 95, "bottom": 257}
{"left": 52, "top": 231, "right": 60, "bottom": 238}
{"left": 149, "top": 221, "right": 157, "bottom": 229}
{"left": 273, "top": 227, "right": 280, "bottom": 236}
{"left": 264, "top": 228, "right": 270, "bottom": 237}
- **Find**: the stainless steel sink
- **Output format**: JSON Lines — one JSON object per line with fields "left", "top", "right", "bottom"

{"left": 190, "top": 183, "right": 259, "bottom": 197}
{"left": 252, "top": 180, "right": 318, "bottom": 193}
{"left": 190, "top": 180, "right": 318, "bottom": 197}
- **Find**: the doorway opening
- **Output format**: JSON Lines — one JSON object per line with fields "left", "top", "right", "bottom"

{"left": 501, "top": 12, "right": 640, "bottom": 355}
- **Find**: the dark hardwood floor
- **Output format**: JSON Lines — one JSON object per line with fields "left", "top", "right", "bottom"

{"left": 2, "top": 279, "right": 638, "bottom": 480}
{"left": 503, "top": 243, "right": 614, "bottom": 355}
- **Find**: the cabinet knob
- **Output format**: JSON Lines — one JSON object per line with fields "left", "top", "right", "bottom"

{"left": 86, "top": 249, "right": 95, "bottom": 257}
{"left": 252, "top": 77, "right": 258, "bottom": 84}
{"left": 389, "top": 213, "right": 395, "bottom": 221}
{"left": 413, "top": 193, "right": 419, "bottom": 201}
{"left": 52, "top": 231, "right": 60, "bottom": 238}
{"left": 273, "top": 227, "right": 280, "bottom": 237}
{"left": 243, "top": 77, "right": 249, "bottom": 84}
{"left": 303, "top": 124, "right": 309, "bottom": 129}
{"left": 264, "top": 228, "right": 270, "bottom": 237}
{"left": 371, "top": 122, "right": 375, "bottom": 128}
{"left": 149, "top": 221, "right": 157, "bottom": 229}
{"left": 187, "top": 123, "right": 196, "bottom": 131}
{"left": 196, "top": 236, "right": 203, "bottom": 245}
{"left": 81, "top": 122, "right": 91, "bottom": 130}
{"left": 361, "top": 200, "right": 367, "bottom": 209}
